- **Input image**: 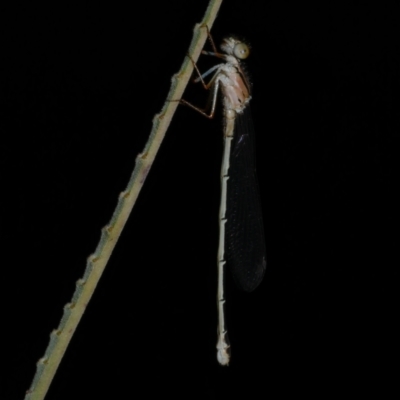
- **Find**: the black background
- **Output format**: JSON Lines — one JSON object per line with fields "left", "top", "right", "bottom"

{"left": 1, "top": 1, "right": 397, "bottom": 398}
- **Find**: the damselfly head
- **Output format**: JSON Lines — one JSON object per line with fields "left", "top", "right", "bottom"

{"left": 220, "top": 37, "right": 250, "bottom": 60}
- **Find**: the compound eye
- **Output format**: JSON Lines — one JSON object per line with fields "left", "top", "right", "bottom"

{"left": 233, "top": 42, "right": 250, "bottom": 59}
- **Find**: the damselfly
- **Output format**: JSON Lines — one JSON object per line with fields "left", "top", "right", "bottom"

{"left": 178, "top": 29, "right": 266, "bottom": 366}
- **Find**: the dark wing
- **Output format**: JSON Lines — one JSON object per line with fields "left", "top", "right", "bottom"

{"left": 225, "top": 105, "right": 266, "bottom": 292}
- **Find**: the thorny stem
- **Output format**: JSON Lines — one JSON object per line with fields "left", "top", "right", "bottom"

{"left": 24, "top": 1, "right": 223, "bottom": 399}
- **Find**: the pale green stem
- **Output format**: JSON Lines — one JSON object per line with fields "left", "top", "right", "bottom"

{"left": 24, "top": 1, "right": 223, "bottom": 399}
